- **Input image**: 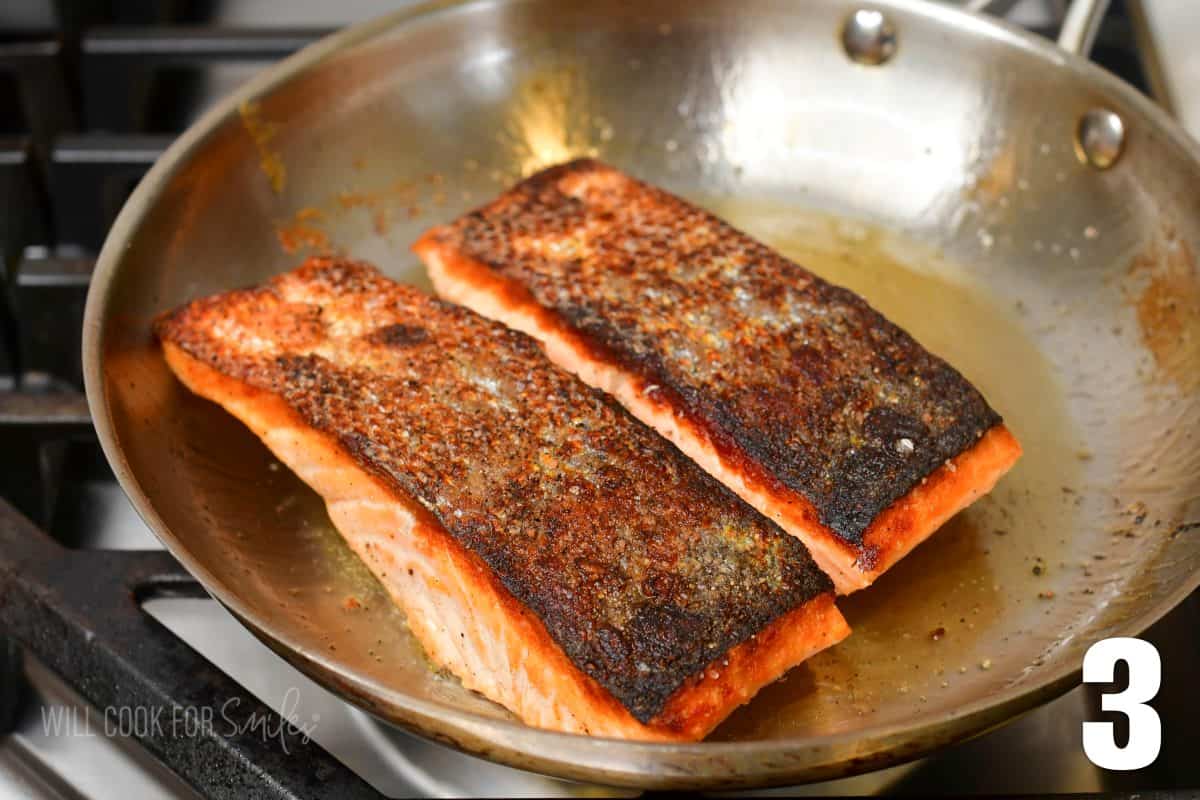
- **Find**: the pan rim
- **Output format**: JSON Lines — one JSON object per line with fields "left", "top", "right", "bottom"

{"left": 81, "top": 0, "right": 1200, "bottom": 779}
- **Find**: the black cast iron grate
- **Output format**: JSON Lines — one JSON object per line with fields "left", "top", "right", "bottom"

{"left": 0, "top": 497, "right": 382, "bottom": 800}
{"left": 0, "top": 6, "right": 374, "bottom": 796}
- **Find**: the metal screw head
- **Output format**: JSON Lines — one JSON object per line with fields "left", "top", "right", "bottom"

{"left": 1075, "top": 108, "right": 1126, "bottom": 170}
{"left": 842, "top": 9, "right": 897, "bottom": 66}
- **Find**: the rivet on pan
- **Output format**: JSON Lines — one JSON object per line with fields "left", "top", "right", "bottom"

{"left": 841, "top": 9, "right": 897, "bottom": 66}
{"left": 1075, "top": 108, "right": 1126, "bottom": 170}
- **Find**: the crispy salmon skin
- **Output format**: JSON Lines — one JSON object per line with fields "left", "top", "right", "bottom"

{"left": 154, "top": 258, "right": 849, "bottom": 741}
{"left": 415, "top": 159, "right": 1022, "bottom": 593}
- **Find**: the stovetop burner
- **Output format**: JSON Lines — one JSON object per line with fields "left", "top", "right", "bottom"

{"left": 1, "top": 1, "right": 1196, "bottom": 797}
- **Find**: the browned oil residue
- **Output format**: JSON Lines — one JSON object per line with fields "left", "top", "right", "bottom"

{"left": 277, "top": 208, "right": 330, "bottom": 254}
{"left": 372, "top": 210, "right": 390, "bottom": 235}
{"left": 337, "top": 191, "right": 372, "bottom": 211}
{"left": 1126, "top": 231, "right": 1200, "bottom": 390}
{"left": 238, "top": 99, "right": 286, "bottom": 193}
{"left": 331, "top": 178, "right": 422, "bottom": 235}
{"left": 971, "top": 144, "right": 1016, "bottom": 202}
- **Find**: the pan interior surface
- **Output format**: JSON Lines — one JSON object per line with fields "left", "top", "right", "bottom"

{"left": 85, "top": 0, "right": 1200, "bottom": 788}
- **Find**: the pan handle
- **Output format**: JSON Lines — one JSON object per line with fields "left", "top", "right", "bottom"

{"left": 966, "top": 0, "right": 1113, "bottom": 57}
{"left": 1056, "top": 0, "right": 1113, "bottom": 55}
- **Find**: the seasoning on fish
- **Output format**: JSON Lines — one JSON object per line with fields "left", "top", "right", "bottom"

{"left": 155, "top": 258, "right": 849, "bottom": 741}
{"left": 414, "top": 159, "right": 1022, "bottom": 593}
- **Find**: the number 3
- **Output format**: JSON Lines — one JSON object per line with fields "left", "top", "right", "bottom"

{"left": 1082, "top": 637, "right": 1162, "bottom": 770}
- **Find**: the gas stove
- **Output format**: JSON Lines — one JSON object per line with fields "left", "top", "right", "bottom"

{"left": 1, "top": 1, "right": 1197, "bottom": 797}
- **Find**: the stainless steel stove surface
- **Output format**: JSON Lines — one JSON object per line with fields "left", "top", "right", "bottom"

{"left": 1, "top": 1, "right": 1197, "bottom": 797}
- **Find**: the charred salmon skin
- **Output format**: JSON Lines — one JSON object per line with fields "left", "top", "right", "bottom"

{"left": 155, "top": 258, "right": 849, "bottom": 741}
{"left": 414, "top": 160, "right": 1022, "bottom": 593}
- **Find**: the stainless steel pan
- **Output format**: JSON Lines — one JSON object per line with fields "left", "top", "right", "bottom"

{"left": 82, "top": 0, "right": 1200, "bottom": 789}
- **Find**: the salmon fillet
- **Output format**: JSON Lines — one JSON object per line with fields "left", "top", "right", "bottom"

{"left": 155, "top": 258, "right": 849, "bottom": 741}
{"left": 414, "top": 160, "right": 1022, "bottom": 593}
